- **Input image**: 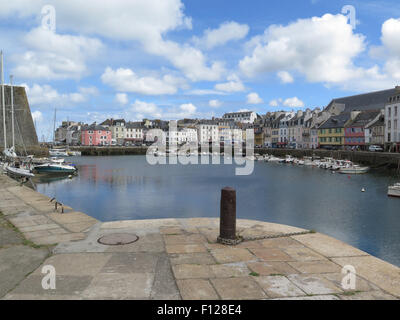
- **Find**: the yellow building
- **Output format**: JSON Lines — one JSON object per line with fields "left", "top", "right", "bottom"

{"left": 318, "top": 113, "right": 350, "bottom": 148}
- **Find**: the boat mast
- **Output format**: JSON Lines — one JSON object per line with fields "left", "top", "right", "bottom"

{"left": 53, "top": 108, "right": 57, "bottom": 146}
{"left": 1, "top": 51, "right": 6, "bottom": 150}
{"left": 10, "top": 75, "right": 14, "bottom": 150}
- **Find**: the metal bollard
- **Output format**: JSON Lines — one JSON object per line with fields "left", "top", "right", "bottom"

{"left": 217, "top": 187, "right": 242, "bottom": 245}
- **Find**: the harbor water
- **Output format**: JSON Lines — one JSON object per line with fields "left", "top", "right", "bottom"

{"left": 34, "top": 155, "right": 400, "bottom": 267}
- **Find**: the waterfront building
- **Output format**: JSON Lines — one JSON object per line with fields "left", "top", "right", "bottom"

{"left": 365, "top": 111, "right": 385, "bottom": 147}
{"left": 101, "top": 119, "right": 126, "bottom": 145}
{"left": 55, "top": 121, "right": 84, "bottom": 145}
{"left": 81, "top": 123, "right": 112, "bottom": 146}
{"left": 124, "top": 122, "right": 144, "bottom": 145}
{"left": 197, "top": 120, "right": 219, "bottom": 145}
{"left": 278, "top": 112, "right": 294, "bottom": 148}
{"left": 344, "top": 110, "right": 381, "bottom": 150}
{"left": 66, "top": 124, "right": 83, "bottom": 146}
{"left": 222, "top": 111, "right": 257, "bottom": 124}
{"left": 318, "top": 112, "right": 350, "bottom": 149}
{"left": 385, "top": 87, "right": 400, "bottom": 152}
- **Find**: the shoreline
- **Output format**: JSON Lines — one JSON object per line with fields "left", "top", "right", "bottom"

{"left": 69, "top": 146, "right": 400, "bottom": 170}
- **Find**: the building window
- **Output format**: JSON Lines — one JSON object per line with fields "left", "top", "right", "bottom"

{"left": 388, "top": 107, "right": 391, "bottom": 117}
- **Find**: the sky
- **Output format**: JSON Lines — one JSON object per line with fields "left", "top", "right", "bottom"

{"left": 0, "top": 0, "right": 399, "bottom": 141}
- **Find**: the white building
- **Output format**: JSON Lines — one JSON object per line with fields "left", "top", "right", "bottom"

{"left": 385, "top": 87, "right": 400, "bottom": 152}
{"left": 223, "top": 111, "right": 257, "bottom": 124}
{"left": 125, "top": 122, "right": 144, "bottom": 142}
{"left": 197, "top": 121, "right": 219, "bottom": 144}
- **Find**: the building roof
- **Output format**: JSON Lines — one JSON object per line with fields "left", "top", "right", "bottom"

{"left": 82, "top": 123, "right": 110, "bottom": 131}
{"left": 126, "top": 122, "right": 143, "bottom": 129}
{"left": 319, "top": 112, "right": 351, "bottom": 129}
{"left": 347, "top": 110, "right": 381, "bottom": 127}
{"left": 326, "top": 88, "right": 396, "bottom": 113}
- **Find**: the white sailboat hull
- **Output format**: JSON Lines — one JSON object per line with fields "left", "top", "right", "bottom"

{"left": 338, "top": 167, "right": 370, "bottom": 174}
{"left": 6, "top": 166, "right": 35, "bottom": 178}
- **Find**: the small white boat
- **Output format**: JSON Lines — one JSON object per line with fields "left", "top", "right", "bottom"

{"left": 6, "top": 165, "right": 35, "bottom": 178}
{"left": 338, "top": 166, "right": 370, "bottom": 174}
{"left": 49, "top": 149, "right": 69, "bottom": 157}
{"left": 388, "top": 183, "right": 400, "bottom": 198}
{"left": 267, "top": 156, "right": 283, "bottom": 163}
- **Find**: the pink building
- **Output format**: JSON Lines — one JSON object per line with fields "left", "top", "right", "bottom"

{"left": 81, "top": 124, "right": 112, "bottom": 146}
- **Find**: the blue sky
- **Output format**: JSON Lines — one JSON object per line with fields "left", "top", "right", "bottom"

{"left": 0, "top": 0, "right": 399, "bottom": 141}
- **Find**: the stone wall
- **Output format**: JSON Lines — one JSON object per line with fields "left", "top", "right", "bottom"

{"left": 0, "top": 85, "right": 38, "bottom": 148}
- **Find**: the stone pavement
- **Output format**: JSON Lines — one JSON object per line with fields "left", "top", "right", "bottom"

{"left": 0, "top": 174, "right": 399, "bottom": 300}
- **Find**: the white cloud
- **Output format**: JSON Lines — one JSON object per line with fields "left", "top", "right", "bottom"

{"left": 13, "top": 28, "right": 102, "bottom": 80}
{"left": 209, "top": 99, "right": 222, "bottom": 108}
{"left": 283, "top": 97, "right": 304, "bottom": 108}
{"left": 22, "top": 83, "right": 97, "bottom": 106}
{"left": 131, "top": 100, "right": 162, "bottom": 119}
{"left": 381, "top": 18, "right": 400, "bottom": 80}
{"left": 240, "top": 14, "right": 366, "bottom": 83}
{"left": 193, "top": 21, "right": 249, "bottom": 49}
{"left": 4, "top": 0, "right": 223, "bottom": 82}
{"left": 115, "top": 93, "right": 128, "bottom": 105}
{"left": 101, "top": 67, "right": 185, "bottom": 95}
{"left": 269, "top": 99, "right": 280, "bottom": 107}
{"left": 277, "top": 71, "right": 294, "bottom": 83}
{"left": 215, "top": 74, "right": 245, "bottom": 92}
{"left": 247, "top": 92, "right": 263, "bottom": 104}
{"left": 268, "top": 97, "right": 304, "bottom": 108}
{"left": 129, "top": 100, "right": 197, "bottom": 120}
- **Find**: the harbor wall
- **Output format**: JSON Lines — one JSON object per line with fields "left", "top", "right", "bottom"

{"left": 71, "top": 146, "right": 400, "bottom": 169}
{"left": 0, "top": 85, "right": 38, "bottom": 148}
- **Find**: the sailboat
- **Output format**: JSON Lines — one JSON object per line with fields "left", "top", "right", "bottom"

{"left": 1, "top": 52, "right": 34, "bottom": 178}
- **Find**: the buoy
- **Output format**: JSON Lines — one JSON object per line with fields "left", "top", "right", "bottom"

{"left": 361, "top": 188, "right": 366, "bottom": 192}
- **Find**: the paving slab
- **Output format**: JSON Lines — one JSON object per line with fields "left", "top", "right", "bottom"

{"left": 211, "top": 248, "right": 256, "bottom": 264}
{"left": 0, "top": 246, "right": 50, "bottom": 298}
{"left": 172, "top": 264, "right": 213, "bottom": 279}
{"left": 150, "top": 253, "right": 181, "bottom": 300}
{"left": 177, "top": 279, "right": 219, "bottom": 300}
{"left": 246, "top": 261, "right": 298, "bottom": 276}
{"left": 101, "top": 253, "right": 159, "bottom": 274}
{"left": 210, "top": 263, "right": 251, "bottom": 278}
{"left": 338, "top": 290, "right": 398, "bottom": 300}
{"left": 81, "top": 273, "right": 155, "bottom": 299}
{"left": 169, "top": 253, "right": 216, "bottom": 265}
{"left": 288, "top": 260, "right": 342, "bottom": 274}
{"left": 287, "top": 274, "right": 343, "bottom": 295}
{"left": 283, "top": 246, "right": 327, "bottom": 262}
{"left": 210, "top": 277, "right": 267, "bottom": 300}
{"left": 166, "top": 244, "right": 207, "bottom": 254}
{"left": 254, "top": 275, "right": 306, "bottom": 298}
{"left": 249, "top": 248, "right": 293, "bottom": 262}
{"left": 292, "top": 233, "right": 369, "bottom": 258}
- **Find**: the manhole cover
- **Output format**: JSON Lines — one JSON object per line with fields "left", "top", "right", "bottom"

{"left": 97, "top": 233, "right": 139, "bottom": 246}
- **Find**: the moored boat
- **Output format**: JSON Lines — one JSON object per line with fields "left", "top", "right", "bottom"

{"left": 388, "top": 183, "right": 400, "bottom": 198}
{"left": 33, "top": 163, "right": 77, "bottom": 174}
{"left": 338, "top": 165, "right": 370, "bottom": 174}
{"left": 6, "top": 165, "right": 35, "bottom": 178}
